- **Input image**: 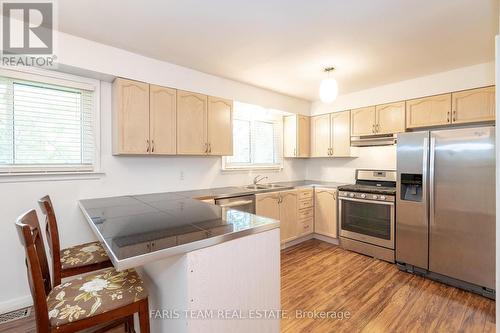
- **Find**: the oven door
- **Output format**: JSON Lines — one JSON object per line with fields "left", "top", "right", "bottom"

{"left": 339, "top": 197, "right": 395, "bottom": 249}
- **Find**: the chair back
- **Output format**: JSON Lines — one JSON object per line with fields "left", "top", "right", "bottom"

{"left": 38, "top": 195, "right": 62, "bottom": 286}
{"left": 15, "top": 210, "right": 51, "bottom": 331}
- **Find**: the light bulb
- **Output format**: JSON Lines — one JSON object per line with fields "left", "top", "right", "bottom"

{"left": 319, "top": 77, "right": 338, "bottom": 104}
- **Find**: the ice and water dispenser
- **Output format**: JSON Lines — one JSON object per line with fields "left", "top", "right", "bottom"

{"left": 400, "top": 174, "right": 423, "bottom": 202}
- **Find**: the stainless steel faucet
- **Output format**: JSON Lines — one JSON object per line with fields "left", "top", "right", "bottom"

{"left": 253, "top": 175, "right": 268, "bottom": 185}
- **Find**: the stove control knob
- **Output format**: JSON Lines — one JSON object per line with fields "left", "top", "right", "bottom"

{"left": 373, "top": 195, "right": 378, "bottom": 200}
{"left": 360, "top": 194, "right": 366, "bottom": 199}
{"left": 380, "top": 196, "right": 386, "bottom": 201}
{"left": 349, "top": 193, "right": 355, "bottom": 198}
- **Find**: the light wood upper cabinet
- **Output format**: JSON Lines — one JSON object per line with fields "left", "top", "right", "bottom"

{"left": 150, "top": 85, "right": 176, "bottom": 155}
{"left": 331, "top": 111, "right": 352, "bottom": 157}
{"left": 177, "top": 90, "right": 208, "bottom": 155}
{"left": 314, "top": 188, "right": 337, "bottom": 238}
{"left": 279, "top": 190, "right": 298, "bottom": 243}
{"left": 207, "top": 96, "right": 233, "bottom": 155}
{"left": 311, "top": 114, "right": 331, "bottom": 157}
{"left": 284, "top": 115, "right": 310, "bottom": 158}
{"left": 452, "top": 86, "right": 495, "bottom": 124}
{"left": 351, "top": 106, "right": 376, "bottom": 136}
{"left": 406, "top": 94, "right": 451, "bottom": 129}
{"left": 376, "top": 102, "right": 405, "bottom": 134}
{"left": 112, "top": 78, "right": 150, "bottom": 154}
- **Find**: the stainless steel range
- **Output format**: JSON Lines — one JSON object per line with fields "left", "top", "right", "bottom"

{"left": 337, "top": 169, "right": 396, "bottom": 262}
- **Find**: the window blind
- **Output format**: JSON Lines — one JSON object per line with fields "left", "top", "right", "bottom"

{"left": 0, "top": 75, "right": 95, "bottom": 173}
{"left": 224, "top": 102, "right": 283, "bottom": 169}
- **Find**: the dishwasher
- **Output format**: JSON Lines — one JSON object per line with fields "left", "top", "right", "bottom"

{"left": 215, "top": 195, "right": 255, "bottom": 215}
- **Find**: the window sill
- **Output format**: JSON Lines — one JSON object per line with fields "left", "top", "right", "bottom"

{"left": 0, "top": 171, "right": 105, "bottom": 183}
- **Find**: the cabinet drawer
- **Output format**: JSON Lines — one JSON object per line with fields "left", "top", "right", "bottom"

{"left": 299, "top": 218, "right": 314, "bottom": 236}
{"left": 298, "top": 198, "right": 313, "bottom": 209}
{"left": 298, "top": 189, "right": 313, "bottom": 199}
{"left": 298, "top": 208, "right": 313, "bottom": 220}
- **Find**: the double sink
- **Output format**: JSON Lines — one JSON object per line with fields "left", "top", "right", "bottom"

{"left": 242, "top": 183, "right": 289, "bottom": 191}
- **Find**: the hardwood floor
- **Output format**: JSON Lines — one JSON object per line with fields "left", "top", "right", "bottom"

{"left": 1, "top": 239, "right": 495, "bottom": 333}
{"left": 281, "top": 239, "right": 495, "bottom": 333}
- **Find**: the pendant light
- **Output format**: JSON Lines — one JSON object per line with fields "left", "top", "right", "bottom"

{"left": 319, "top": 67, "right": 338, "bottom": 104}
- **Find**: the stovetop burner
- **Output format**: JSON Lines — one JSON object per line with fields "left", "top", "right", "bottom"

{"left": 337, "top": 184, "right": 396, "bottom": 195}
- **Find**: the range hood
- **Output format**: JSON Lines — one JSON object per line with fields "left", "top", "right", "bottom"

{"left": 350, "top": 134, "right": 397, "bottom": 147}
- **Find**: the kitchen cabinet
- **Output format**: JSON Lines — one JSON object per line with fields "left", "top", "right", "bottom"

{"left": 207, "top": 96, "right": 233, "bottom": 155}
{"left": 150, "top": 84, "right": 177, "bottom": 154}
{"left": 311, "top": 111, "right": 354, "bottom": 157}
{"left": 297, "top": 189, "right": 313, "bottom": 237}
{"left": 375, "top": 102, "right": 405, "bottom": 134}
{"left": 351, "top": 104, "right": 404, "bottom": 136}
{"left": 177, "top": 91, "right": 233, "bottom": 155}
{"left": 314, "top": 188, "right": 337, "bottom": 238}
{"left": 451, "top": 86, "right": 495, "bottom": 124}
{"left": 284, "top": 115, "right": 310, "bottom": 157}
{"left": 177, "top": 90, "right": 208, "bottom": 155}
{"left": 112, "top": 78, "right": 150, "bottom": 154}
{"left": 311, "top": 114, "right": 331, "bottom": 157}
{"left": 331, "top": 111, "right": 353, "bottom": 157}
{"left": 406, "top": 94, "right": 451, "bottom": 129}
{"left": 255, "top": 190, "right": 298, "bottom": 244}
{"left": 351, "top": 106, "right": 376, "bottom": 136}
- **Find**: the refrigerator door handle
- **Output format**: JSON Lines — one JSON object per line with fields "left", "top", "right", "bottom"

{"left": 429, "top": 136, "right": 436, "bottom": 229}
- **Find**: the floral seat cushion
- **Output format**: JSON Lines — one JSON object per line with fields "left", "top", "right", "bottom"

{"left": 60, "top": 241, "right": 110, "bottom": 270}
{"left": 46, "top": 267, "right": 148, "bottom": 327}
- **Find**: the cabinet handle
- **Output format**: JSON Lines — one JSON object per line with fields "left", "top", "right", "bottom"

{"left": 452, "top": 109, "right": 456, "bottom": 122}
{"left": 372, "top": 124, "right": 375, "bottom": 133}
{"left": 208, "top": 143, "right": 212, "bottom": 153}
{"left": 376, "top": 124, "right": 380, "bottom": 133}
{"left": 151, "top": 140, "right": 155, "bottom": 153}
{"left": 204, "top": 143, "right": 208, "bottom": 153}
{"left": 447, "top": 111, "right": 450, "bottom": 123}
{"left": 146, "top": 139, "right": 150, "bottom": 153}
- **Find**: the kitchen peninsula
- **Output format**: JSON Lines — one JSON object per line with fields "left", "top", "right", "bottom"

{"left": 79, "top": 192, "right": 281, "bottom": 333}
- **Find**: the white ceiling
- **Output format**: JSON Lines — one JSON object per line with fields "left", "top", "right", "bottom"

{"left": 57, "top": 0, "right": 498, "bottom": 101}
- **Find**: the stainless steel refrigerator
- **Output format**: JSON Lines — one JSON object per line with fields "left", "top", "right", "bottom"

{"left": 396, "top": 126, "right": 495, "bottom": 298}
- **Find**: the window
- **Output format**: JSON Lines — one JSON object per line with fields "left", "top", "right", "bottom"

{"left": 0, "top": 69, "right": 99, "bottom": 174}
{"left": 223, "top": 102, "right": 283, "bottom": 170}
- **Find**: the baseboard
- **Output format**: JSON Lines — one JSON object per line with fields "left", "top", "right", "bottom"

{"left": 281, "top": 233, "right": 340, "bottom": 249}
{"left": 0, "top": 295, "right": 32, "bottom": 314}
{"left": 313, "top": 234, "right": 340, "bottom": 245}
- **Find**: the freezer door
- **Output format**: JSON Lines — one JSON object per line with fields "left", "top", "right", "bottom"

{"left": 429, "top": 126, "right": 495, "bottom": 289}
{"left": 396, "top": 131, "right": 429, "bottom": 269}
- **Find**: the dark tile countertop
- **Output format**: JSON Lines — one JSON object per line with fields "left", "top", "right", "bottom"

{"left": 78, "top": 180, "right": 347, "bottom": 270}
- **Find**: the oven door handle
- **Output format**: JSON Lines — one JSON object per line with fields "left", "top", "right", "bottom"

{"left": 338, "top": 196, "right": 394, "bottom": 206}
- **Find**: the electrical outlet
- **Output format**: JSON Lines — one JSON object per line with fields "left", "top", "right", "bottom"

{"left": 180, "top": 171, "right": 185, "bottom": 181}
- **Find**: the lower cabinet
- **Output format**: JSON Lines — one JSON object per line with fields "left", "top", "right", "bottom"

{"left": 256, "top": 187, "right": 339, "bottom": 244}
{"left": 256, "top": 190, "right": 298, "bottom": 244}
{"left": 314, "top": 188, "right": 338, "bottom": 238}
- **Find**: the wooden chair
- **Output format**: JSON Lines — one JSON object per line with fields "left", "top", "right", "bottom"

{"left": 15, "top": 209, "right": 150, "bottom": 333}
{"left": 38, "top": 195, "right": 113, "bottom": 286}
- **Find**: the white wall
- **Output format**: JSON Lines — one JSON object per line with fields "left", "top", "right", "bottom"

{"left": 306, "top": 61, "right": 495, "bottom": 183}
{"left": 0, "top": 33, "right": 310, "bottom": 312}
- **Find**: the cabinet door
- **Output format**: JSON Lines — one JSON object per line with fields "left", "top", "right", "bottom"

{"left": 150, "top": 85, "right": 176, "bottom": 155}
{"left": 331, "top": 111, "right": 351, "bottom": 157}
{"left": 112, "top": 78, "right": 150, "bottom": 154}
{"left": 207, "top": 96, "right": 233, "bottom": 155}
{"left": 255, "top": 193, "right": 280, "bottom": 221}
{"left": 283, "top": 115, "right": 297, "bottom": 157}
{"left": 310, "top": 114, "right": 331, "bottom": 157}
{"left": 297, "top": 115, "right": 310, "bottom": 157}
{"left": 351, "top": 106, "right": 376, "bottom": 136}
{"left": 452, "top": 86, "right": 495, "bottom": 124}
{"left": 376, "top": 102, "right": 405, "bottom": 134}
{"left": 177, "top": 90, "right": 208, "bottom": 154}
{"left": 279, "top": 190, "right": 298, "bottom": 243}
{"left": 314, "top": 188, "right": 337, "bottom": 238}
{"left": 406, "top": 94, "right": 451, "bottom": 129}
